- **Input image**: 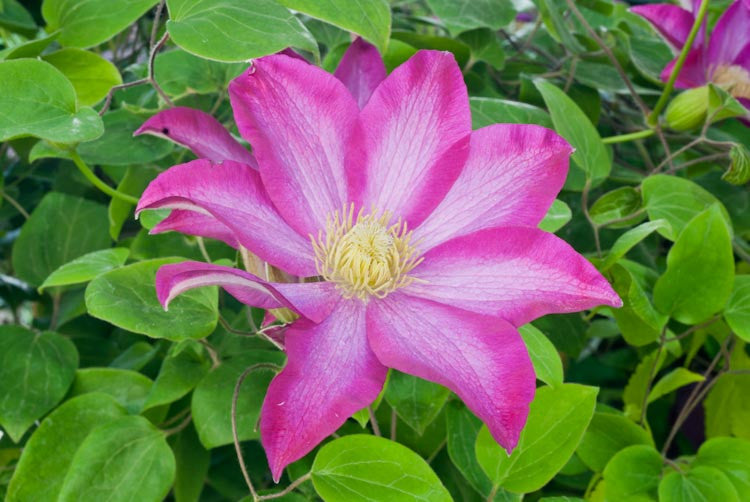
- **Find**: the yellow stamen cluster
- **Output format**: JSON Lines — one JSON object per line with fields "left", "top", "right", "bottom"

{"left": 713, "top": 64, "right": 750, "bottom": 100}
{"left": 312, "top": 205, "right": 423, "bottom": 301}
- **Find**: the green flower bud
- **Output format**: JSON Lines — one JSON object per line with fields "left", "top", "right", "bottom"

{"left": 665, "top": 86, "right": 709, "bottom": 131}
{"left": 723, "top": 143, "right": 750, "bottom": 185}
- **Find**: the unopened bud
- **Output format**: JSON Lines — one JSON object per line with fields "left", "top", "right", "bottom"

{"left": 724, "top": 144, "right": 750, "bottom": 185}
{"left": 665, "top": 86, "right": 709, "bottom": 131}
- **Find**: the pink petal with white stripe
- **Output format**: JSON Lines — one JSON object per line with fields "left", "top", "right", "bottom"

{"left": 155, "top": 261, "right": 338, "bottom": 323}
{"left": 406, "top": 227, "right": 622, "bottom": 326}
{"left": 135, "top": 107, "right": 256, "bottom": 166}
{"left": 346, "top": 50, "right": 471, "bottom": 228}
{"left": 630, "top": 4, "right": 695, "bottom": 49}
{"left": 367, "top": 293, "right": 535, "bottom": 452}
{"left": 334, "top": 38, "right": 387, "bottom": 109}
{"left": 261, "top": 300, "right": 387, "bottom": 480}
{"left": 229, "top": 54, "right": 359, "bottom": 236}
{"left": 137, "top": 159, "right": 315, "bottom": 277}
{"left": 414, "top": 124, "right": 572, "bottom": 251}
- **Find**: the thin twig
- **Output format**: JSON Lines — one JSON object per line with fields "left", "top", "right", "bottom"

{"left": 640, "top": 326, "right": 668, "bottom": 425}
{"left": 150, "top": 0, "right": 166, "bottom": 48}
{"left": 149, "top": 32, "right": 174, "bottom": 107}
{"left": 390, "top": 408, "right": 397, "bottom": 441}
{"left": 99, "top": 79, "right": 149, "bottom": 116}
{"left": 0, "top": 189, "right": 29, "bottom": 219}
{"left": 257, "top": 473, "right": 312, "bottom": 501}
{"left": 368, "top": 406, "right": 381, "bottom": 436}
{"left": 581, "top": 180, "right": 602, "bottom": 258}
{"left": 164, "top": 413, "right": 192, "bottom": 436}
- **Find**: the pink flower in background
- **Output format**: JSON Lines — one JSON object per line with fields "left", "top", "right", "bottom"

{"left": 632, "top": 0, "right": 750, "bottom": 107}
{"left": 136, "top": 40, "right": 621, "bottom": 481}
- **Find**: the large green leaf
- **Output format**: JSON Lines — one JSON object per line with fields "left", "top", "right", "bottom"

{"left": 575, "top": 412, "right": 652, "bottom": 472}
{"left": 641, "top": 174, "right": 730, "bottom": 240}
{"left": 704, "top": 372, "right": 750, "bottom": 440}
{"left": 143, "top": 340, "right": 211, "bottom": 410}
{"left": 693, "top": 437, "right": 750, "bottom": 499}
{"left": 385, "top": 370, "right": 451, "bottom": 435}
{"left": 42, "top": 48, "right": 122, "bottom": 106}
{"left": 12, "top": 192, "right": 110, "bottom": 287}
{"left": 42, "top": 0, "right": 158, "bottom": 48}
{"left": 0, "top": 0, "right": 36, "bottom": 34}
{"left": 57, "top": 415, "right": 176, "bottom": 502}
{"left": 725, "top": 275, "right": 750, "bottom": 342}
{"left": 39, "top": 248, "right": 129, "bottom": 292}
{"left": 277, "top": 0, "right": 390, "bottom": 54}
{"left": 653, "top": 205, "right": 735, "bottom": 324}
{"left": 0, "top": 325, "right": 78, "bottom": 442}
{"left": 78, "top": 109, "right": 174, "bottom": 166}
{"left": 475, "top": 384, "right": 598, "bottom": 493}
{"left": 659, "top": 466, "right": 739, "bottom": 502}
{"left": 154, "top": 49, "right": 244, "bottom": 99}
{"left": 85, "top": 258, "right": 219, "bottom": 341}
{"left": 311, "top": 435, "right": 451, "bottom": 501}
{"left": 69, "top": 367, "right": 153, "bottom": 414}
{"left": 470, "top": 97, "right": 552, "bottom": 129}
{"left": 191, "top": 351, "right": 283, "bottom": 449}
{"left": 602, "top": 444, "right": 662, "bottom": 501}
{"left": 426, "top": 0, "right": 516, "bottom": 35}
{"left": 519, "top": 324, "right": 563, "bottom": 387}
{"left": 0, "top": 59, "right": 103, "bottom": 143}
{"left": 6, "top": 393, "right": 126, "bottom": 502}
{"left": 166, "top": 0, "right": 317, "bottom": 62}
{"left": 535, "top": 80, "right": 610, "bottom": 189}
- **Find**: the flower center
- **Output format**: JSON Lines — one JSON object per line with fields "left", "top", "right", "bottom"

{"left": 312, "top": 205, "right": 423, "bottom": 301}
{"left": 713, "top": 64, "right": 750, "bottom": 100}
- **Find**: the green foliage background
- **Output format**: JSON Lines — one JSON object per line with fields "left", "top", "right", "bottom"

{"left": 1, "top": 0, "right": 749, "bottom": 501}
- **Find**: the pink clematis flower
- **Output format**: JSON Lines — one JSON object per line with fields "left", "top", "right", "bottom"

{"left": 136, "top": 41, "right": 621, "bottom": 481}
{"left": 632, "top": 0, "right": 750, "bottom": 108}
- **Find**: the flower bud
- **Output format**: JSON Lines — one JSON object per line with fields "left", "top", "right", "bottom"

{"left": 723, "top": 143, "right": 750, "bottom": 185}
{"left": 665, "top": 86, "right": 709, "bottom": 131}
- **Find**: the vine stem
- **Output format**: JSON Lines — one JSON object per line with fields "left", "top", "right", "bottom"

{"left": 257, "top": 473, "right": 312, "bottom": 501}
{"left": 68, "top": 150, "right": 139, "bottom": 204}
{"left": 648, "top": 0, "right": 710, "bottom": 125}
{"left": 602, "top": 129, "right": 655, "bottom": 144}
{"left": 232, "top": 363, "right": 282, "bottom": 500}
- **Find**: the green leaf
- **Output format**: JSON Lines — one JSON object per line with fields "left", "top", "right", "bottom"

{"left": 445, "top": 401, "right": 494, "bottom": 497}
{"left": 78, "top": 109, "right": 174, "bottom": 166}
{"left": 12, "top": 192, "right": 110, "bottom": 287}
{"left": 0, "top": 0, "right": 36, "bottom": 34}
{"left": 277, "top": 0, "right": 390, "bottom": 55}
{"left": 458, "top": 28, "right": 505, "bottom": 69}
{"left": 641, "top": 174, "right": 730, "bottom": 240}
{"left": 109, "top": 166, "right": 159, "bottom": 240}
{"left": 110, "top": 341, "right": 159, "bottom": 371}
{"left": 590, "top": 187, "right": 645, "bottom": 228}
{"left": 391, "top": 31, "right": 470, "bottom": 67}
{"left": 57, "top": 415, "right": 176, "bottom": 502}
{"left": 166, "top": 0, "right": 318, "bottom": 62}
{"left": 470, "top": 97, "right": 552, "bottom": 129}
{"left": 1, "top": 31, "right": 58, "bottom": 60}
{"left": 647, "top": 368, "right": 704, "bottom": 404}
{"left": 39, "top": 248, "right": 129, "bottom": 292}
{"left": 42, "top": 0, "right": 158, "bottom": 48}
{"left": 535, "top": 79, "right": 610, "bottom": 189}
{"left": 385, "top": 370, "right": 450, "bottom": 435}
{"left": 601, "top": 220, "right": 671, "bottom": 270}
{"left": 41, "top": 48, "right": 122, "bottom": 106}
{"left": 154, "top": 49, "right": 245, "bottom": 98}
{"left": 609, "top": 264, "right": 667, "bottom": 346}
{"left": 143, "top": 340, "right": 211, "bottom": 410}
{"left": 576, "top": 412, "right": 652, "bottom": 473}
{"left": 70, "top": 367, "right": 153, "bottom": 414}
{"left": 171, "top": 423, "right": 210, "bottom": 502}
{"left": 426, "top": 0, "right": 516, "bottom": 35}
{"left": 0, "top": 326, "right": 79, "bottom": 442}
{"left": 0, "top": 59, "right": 103, "bottom": 143}
{"left": 311, "top": 435, "right": 451, "bottom": 502}
{"left": 726, "top": 276, "right": 750, "bottom": 342}
{"left": 693, "top": 437, "right": 750, "bottom": 500}
{"left": 191, "top": 351, "right": 283, "bottom": 449}
{"left": 602, "top": 444, "right": 662, "bottom": 501}
{"left": 653, "top": 205, "right": 735, "bottom": 324}
{"left": 475, "top": 384, "right": 598, "bottom": 493}
{"left": 538, "top": 199, "right": 572, "bottom": 233}
{"left": 704, "top": 372, "right": 750, "bottom": 440}
{"left": 659, "top": 466, "right": 739, "bottom": 502}
{"left": 85, "top": 258, "right": 219, "bottom": 341}
{"left": 6, "top": 393, "right": 126, "bottom": 502}
{"left": 519, "top": 324, "right": 563, "bottom": 387}
{"left": 629, "top": 35, "right": 673, "bottom": 83}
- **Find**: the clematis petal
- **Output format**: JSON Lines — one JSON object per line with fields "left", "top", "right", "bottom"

{"left": 334, "top": 38, "right": 387, "bottom": 109}
{"left": 135, "top": 107, "right": 256, "bottom": 166}
{"left": 660, "top": 49, "right": 707, "bottom": 88}
{"left": 261, "top": 300, "right": 387, "bottom": 481}
{"left": 707, "top": 0, "right": 750, "bottom": 68}
{"left": 155, "top": 261, "right": 338, "bottom": 323}
{"left": 229, "top": 54, "right": 359, "bottom": 237}
{"left": 137, "top": 159, "right": 316, "bottom": 277}
{"left": 367, "top": 293, "right": 536, "bottom": 452}
{"left": 346, "top": 50, "right": 472, "bottom": 228}
{"left": 630, "top": 4, "right": 695, "bottom": 49}
{"left": 414, "top": 124, "right": 572, "bottom": 251}
{"left": 405, "top": 227, "right": 622, "bottom": 326}
{"left": 152, "top": 210, "right": 239, "bottom": 249}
